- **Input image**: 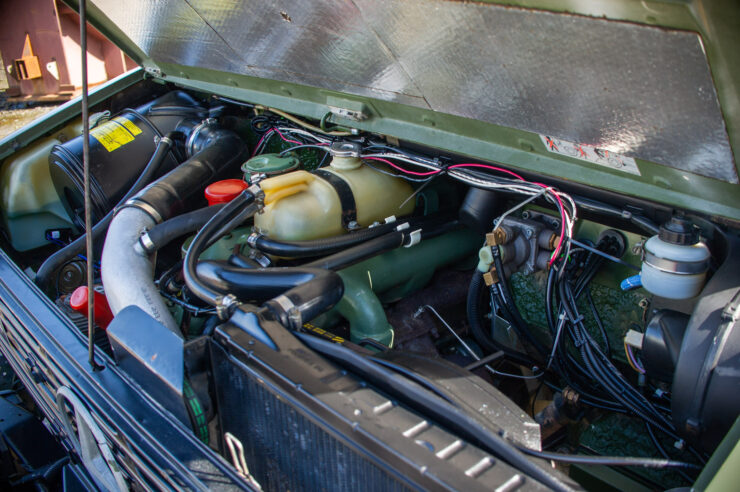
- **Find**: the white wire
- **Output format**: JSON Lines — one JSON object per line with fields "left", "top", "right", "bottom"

{"left": 360, "top": 151, "right": 578, "bottom": 250}
{"left": 277, "top": 127, "right": 331, "bottom": 143}
{"left": 493, "top": 188, "right": 548, "bottom": 231}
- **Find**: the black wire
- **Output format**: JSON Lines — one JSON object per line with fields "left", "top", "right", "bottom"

{"left": 585, "top": 289, "right": 610, "bottom": 355}
{"left": 159, "top": 291, "right": 216, "bottom": 317}
{"left": 518, "top": 447, "right": 700, "bottom": 470}
{"left": 278, "top": 144, "right": 331, "bottom": 156}
{"left": 490, "top": 246, "right": 548, "bottom": 362}
{"left": 645, "top": 423, "right": 695, "bottom": 482}
{"left": 212, "top": 95, "right": 255, "bottom": 109}
{"left": 560, "top": 280, "right": 676, "bottom": 435}
{"left": 541, "top": 380, "right": 625, "bottom": 413}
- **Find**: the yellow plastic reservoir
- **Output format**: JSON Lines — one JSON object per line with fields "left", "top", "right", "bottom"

{"left": 254, "top": 157, "right": 415, "bottom": 241}
{"left": 1, "top": 119, "right": 82, "bottom": 251}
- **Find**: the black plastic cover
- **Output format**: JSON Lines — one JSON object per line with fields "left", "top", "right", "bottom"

{"left": 671, "top": 235, "right": 740, "bottom": 452}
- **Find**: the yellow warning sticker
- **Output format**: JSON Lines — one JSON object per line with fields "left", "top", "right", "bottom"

{"left": 113, "top": 116, "right": 143, "bottom": 136}
{"left": 90, "top": 117, "right": 142, "bottom": 152}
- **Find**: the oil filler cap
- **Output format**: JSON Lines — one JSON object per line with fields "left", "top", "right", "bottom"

{"left": 205, "top": 179, "right": 248, "bottom": 206}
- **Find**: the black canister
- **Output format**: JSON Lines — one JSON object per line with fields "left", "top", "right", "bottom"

{"left": 49, "top": 91, "right": 205, "bottom": 226}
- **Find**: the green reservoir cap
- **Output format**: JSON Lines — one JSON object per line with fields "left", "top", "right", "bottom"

{"left": 242, "top": 153, "right": 300, "bottom": 176}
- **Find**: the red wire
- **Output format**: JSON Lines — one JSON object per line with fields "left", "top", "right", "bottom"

{"left": 447, "top": 163, "right": 525, "bottom": 181}
{"left": 363, "top": 156, "right": 441, "bottom": 176}
{"left": 252, "top": 128, "right": 325, "bottom": 158}
{"left": 449, "top": 163, "right": 566, "bottom": 264}
{"left": 251, "top": 129, "right": 274, "bottom": 157}
{"left": 367, "top": 157, "right": 569, "bottom": 265}
{"left": 274, "top": 128, "right": 302, "bottom": 146}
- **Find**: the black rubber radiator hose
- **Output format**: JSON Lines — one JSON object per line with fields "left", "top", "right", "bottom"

{"left": 250, "top": 214, "right": 455, "bottom": 259}
{"left": 138, "top": 204, "right": 225, "bottom": 254}
{"left": 184, "top": 191, "right": 344, "bottom": 329}
{"left": 302, "top": 221, "right": 456, "bottom": 271}
{"left": 250, "top": 223, "right": 397, "bottom": 258}
{"left": 196, "top": 262, "right": 332, "bottom": 302}
{"left": 195, "top": 229, "right": 416, "bottom": 317}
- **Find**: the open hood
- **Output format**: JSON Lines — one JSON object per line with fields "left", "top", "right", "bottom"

{"left": 74, "top": 0, "right": 740, "bottom": 221}
{"left": 1, "top": 2, "right": 740, "bottom": 491}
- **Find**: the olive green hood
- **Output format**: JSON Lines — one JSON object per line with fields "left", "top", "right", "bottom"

{"left": 66, "top": 0, "right": 740, "bottom": 220}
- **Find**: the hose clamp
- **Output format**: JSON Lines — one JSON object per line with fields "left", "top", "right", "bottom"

{"left": 186, "top": 118, "right": 217, "bottom": 158}
{"left": 158, "top": 135, "right": 173, "bottom": 147}
{"left": 644, "top": 252, "right": 709, "bottom": 275}
{"left": 273, "top": 295, "right": 302, "bottom": 330}
{"left": 250, "top": 250, "right": 272, "bottom": 268}
{"left": 138, "top": 231, "right": 155, "bottom": 254}
{"left": 246, "top": 232, "right": 261, "bottom": 249}
{"left": 120, "top": 199, "right": 164, "bottom": 224}
{"left": 404, "top": 229, "right": 422, "bottom": 248}
{"left": 216, "top": 294, "right": 240, "bottom": 320}
{"left": 246, "top": 184, "right": 265, "bottom": 208}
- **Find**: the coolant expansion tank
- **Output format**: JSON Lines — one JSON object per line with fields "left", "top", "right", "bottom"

{"left": 254, "top": 144, "right": 414, "bottom": 240}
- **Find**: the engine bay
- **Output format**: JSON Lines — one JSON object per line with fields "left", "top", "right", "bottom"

{"left": 2, "top": 79, "right": 739, "bottom": 490}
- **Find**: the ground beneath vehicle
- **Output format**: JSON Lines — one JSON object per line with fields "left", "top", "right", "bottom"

{"left": 0, "top": 1, "right": 739, "bottom": 491}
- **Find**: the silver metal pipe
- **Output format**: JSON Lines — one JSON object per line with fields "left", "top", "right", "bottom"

{"left": 101, "top": 207, "right": 180, "bottom": 334}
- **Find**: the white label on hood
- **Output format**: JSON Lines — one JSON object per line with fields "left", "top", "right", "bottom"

{"left": 539, "top": 135, "right": 641, "bottom": 176}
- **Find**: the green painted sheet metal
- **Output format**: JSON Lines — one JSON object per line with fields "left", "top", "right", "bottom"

{"left": 63, "top": 0, "right": 740, "bottom": 223}
{"left": 695, "top": 416, "right": 740, "bottom": 491}
{"left": 146, "top": 66, "right": 740, "bottom": 224}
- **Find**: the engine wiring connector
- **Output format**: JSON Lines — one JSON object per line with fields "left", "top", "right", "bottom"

{"left": 477, "top": 245, "right": 494, "bottom": 272}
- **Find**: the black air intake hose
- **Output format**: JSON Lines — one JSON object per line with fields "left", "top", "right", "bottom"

{"left": 128, "top": 127, "right": 247, "bottom": 220}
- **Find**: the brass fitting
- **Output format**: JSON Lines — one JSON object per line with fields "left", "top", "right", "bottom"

{"left": 486, "top": 227, "right": 508, "bottom": 246}
{"left": 562, "top": 387, "right": 580, "bottom": 406}
{"left": 482, "top": 267, "right": 499, "bottom": 286}
{"left": 548, "top": 233, "right": 560, "bottom": 250}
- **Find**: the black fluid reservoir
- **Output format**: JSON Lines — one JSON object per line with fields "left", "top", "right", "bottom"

{"left": 459, "top": 187, "right": 499, "bottom": 235}
{"left": 49, "top": 91, "right": 205, "bottom": 226}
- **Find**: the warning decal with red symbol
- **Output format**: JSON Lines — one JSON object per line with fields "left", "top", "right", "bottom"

{"left": 539, "top": 135, "right": 641, "bottom": 176}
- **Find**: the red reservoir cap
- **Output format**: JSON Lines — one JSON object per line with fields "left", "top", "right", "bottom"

{"left": 70, "top": 286, "right": 114, "bottom": 329}
{"left": 204, "top": 179, "right": 248, "bottom": 206}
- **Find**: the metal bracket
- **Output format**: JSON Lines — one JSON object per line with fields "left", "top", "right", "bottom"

{"left": 225, "top": 432, "right": 262, "bottom": 490}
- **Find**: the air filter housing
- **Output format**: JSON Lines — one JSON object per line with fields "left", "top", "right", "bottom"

{"left": 49, "top": 91, "right": 205, "bottom": 226}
